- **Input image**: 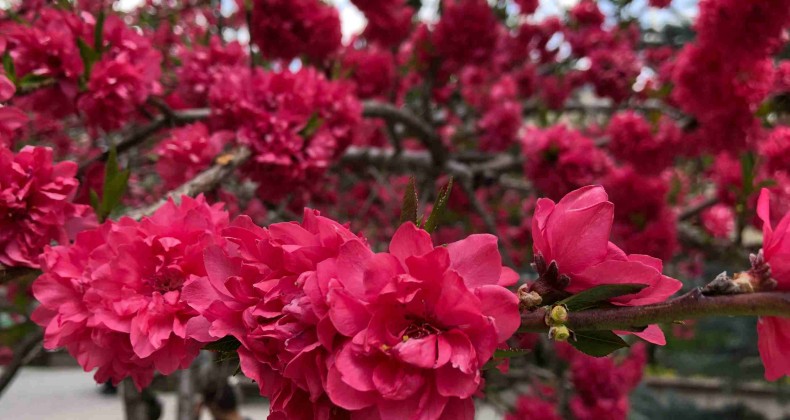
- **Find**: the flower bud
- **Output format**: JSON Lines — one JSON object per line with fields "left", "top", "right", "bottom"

{"left": 549, "top": 325, "right": 570, "bottom": 342}
{"left": 518, "top": 285, "right": 543, "bottom": 310}
{"left": 549, "top": 305, "right": 569, "bottom": 325}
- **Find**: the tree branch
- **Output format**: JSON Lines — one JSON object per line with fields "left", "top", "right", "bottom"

{"left": 125, "top": 147, "right": 251, "bottom": 220}
{"left": 519, "top": 290, "right": 790, "bottom": 333}
{"left": 362, "top": 101, "right": 447, "bottom": 166}
{"left": 0, "top": 328, "right": 44, "bottom": 399}
{"left": 78, "top": 108, "right": 211, "bottom": 174}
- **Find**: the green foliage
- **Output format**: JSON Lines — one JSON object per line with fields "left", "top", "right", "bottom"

{"left": 90, "top": 146, "right": 131, "bottom": 221}
{"left": 570, "top": 330, "right": 630, "bottom": 357}
{"left": 423, "top": 177, "right": 453, "bottom": 233}
{"left": 399, "top": 176, "right": 419, "bottom": 225}
{"left": 557, "top": 283, "right": 648, "bottom": 312}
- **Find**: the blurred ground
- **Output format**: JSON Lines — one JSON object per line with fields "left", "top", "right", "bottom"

{"left": 0, "top": 367, "right": 502, "bottom": 419}
{"left": 0, "top": 367, "right": 269, "bottom": 420}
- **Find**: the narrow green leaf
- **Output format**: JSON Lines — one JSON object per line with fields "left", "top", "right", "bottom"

{"left": 89, "top": 189, "right": 101, "bottom": 215}
{"left": 77, "top": 38, "right": 98, "bottom": 79}
{"left": 94, "top": 9, "right": 106, "bottom": 54}
{"left": 204, "top": 336, "right": 242, "bottom": 352}
{"left": 557, "top": 283, "right": 648, "bottom": 312}
{"left": 399, "top": 176, "right": 419, "bottom": 225}
{"left": 570, "top": 330, "right": 629, "bottom": 357}
{"left": 2, "top": 52, "right": 16, "bottom": 84}
{"left": 423, "top": 177, "right": 453, "bottom": 233}
{"left": 299, "top": 113, "right": 324, "bottom": 139}
{"left": 95, "top": 146, "right": 130, "bottom": 221}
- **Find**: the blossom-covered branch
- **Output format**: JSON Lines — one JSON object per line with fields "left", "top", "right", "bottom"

{"left": 519, "top": 290, "right": 790, "bottom": 333}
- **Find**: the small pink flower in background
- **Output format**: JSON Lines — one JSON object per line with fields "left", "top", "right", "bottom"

{"left": 701, "top": 204, "right": 735, "bottom": 239}
{"left": 568, "top": 343, "right": 646, "bottom": 420}
{"left": 0, "top": 146, "right": 96, "bottom": 268}
{"left": 351, "top": 0, "right": 414, "bottom": 47}
{"left": 250, "top": 0, "right": 341, "bottom": 62}
{"left": 154, "top": 123, "right": 231, "bottom": 189}
{"left": 32, "top": 195, "right": 227, "bottom": 389}
{"left": 322, "top": 222, "right": 519, "bottom": 419}
{"left": 531, "top": 186, "right": 682, "bottom": 344}
{"left": 756, "top": 189, "right": 790, "bottom": 381}
{"left": 521, "top": 125, "right": 612, "bottom": 200}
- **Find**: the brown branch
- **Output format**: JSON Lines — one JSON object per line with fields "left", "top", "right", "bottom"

{"left": 679, "top": 196, "right": 718, "bottom": 221}
{"left": 362, "top": 101, "right": 447, "bottom": 166}
{"left": 78, "top": 108, "right": 211, "bottom": 174}
{"left": 125, "top": 147, "right": 251, "bottom": 220}
{"left": 0, "top": 328, "right": 44, "bottom": 399}
{"left": 519, "top": 290, "right": 790, "bottom": 333}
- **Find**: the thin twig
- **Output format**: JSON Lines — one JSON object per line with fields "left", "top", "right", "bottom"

{"left": 125, "top": 147, "right": 251, "bottom": 220}
{"left": 0, "top": 328, "right": 44, "bottom": 399}
{"left": 519, "top": 290, "right": 790, "bottom": 333}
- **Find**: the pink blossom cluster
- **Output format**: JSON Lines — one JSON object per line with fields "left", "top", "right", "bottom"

{"left": 250, "top": 0, "right": 342, "bottom": 63}
{"left": 521, "top": 125, "right": 611, "bottom": 200}
{"left": 350, "top": 0, "right": 414, "bottom": 47}
{"left": 190, "top": 216, "right": 520, "bottom": 418}
{"left": 174, "top": 36, "right": 247, "bottom": 107}
{"left": 567, "top": 343, "right": 647, "bottom": 420}
{"left": 32, "top": 196, "right": 228, "bottom": 389}
{"left": 0, "top": 146, "right": 96, "bottom": 268}
{"left": 607, "top": 111, "right": 682, "bottom": 175}
{"left": 341, "top": 47, "right": 396, "bottom": 100}
{"left": 671, "top": 0, "right": 790, "bottom": 151}
{"left": 208, "top": 66, "right": 361, "bottom": 201}
{"left": 153, "top": 123, "right": 232, "bottom": 190}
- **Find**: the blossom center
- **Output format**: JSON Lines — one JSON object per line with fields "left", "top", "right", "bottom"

{"left": 148, "top": 265, "right": 186, "bottom": 293}
{"left": 401, "top": 319, "right": 441, "bottom": 341}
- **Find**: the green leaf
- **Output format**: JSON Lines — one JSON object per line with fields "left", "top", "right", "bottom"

{"left": 2, "top": 52, "right": 16, "bottom": 84}
{"left": 94, "top": 9, "right": 106, "bottom": 54}
{"left": 77, "top": 38, "right": 99, "bottom": 80}
{"left": 422, "top": 177, "right": 453, "bottom": 233}
{"left": 299, "top": 113, "right": 324, "bottom": 139}
{"left": 203, "top": 336, "right": 241, "bottom": 352}
{"left": 570, "top": 330, "right": 629, "bottom": 357}
{"left": 557, "top": 283, "right": 648, "bottom": 312}
{"left": 399, "top": 176, "right": 419, "bottom": 225}
{"left": 89, "top": 189, "right": 101, "bottom": 214}
{"left": 93, "top": 146, "right": 130, "bottom": 221}
{"left": 18, "top": 73, "right": 53, "bottom": 89}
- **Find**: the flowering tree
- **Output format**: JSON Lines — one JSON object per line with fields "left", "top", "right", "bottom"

{"left": 1, "top": 0, "right": 790, "bottom": 419}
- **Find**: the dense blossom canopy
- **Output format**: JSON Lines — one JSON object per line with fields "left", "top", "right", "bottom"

{"left": 1, "top": 0, "right": 790, "bottom": 418}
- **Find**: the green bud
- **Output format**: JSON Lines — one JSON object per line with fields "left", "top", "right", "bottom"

{"left": 549, "top": 325, "right": 570, "bottom": 342}
{"left": 549, "top": 305, "right": 569, "bottom": 324}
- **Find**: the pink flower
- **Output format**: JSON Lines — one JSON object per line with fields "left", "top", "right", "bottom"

{"left": 433, "top": 0, "right": 500, "bottom": 72}
{"left": 701, "top": 204, "right": 736, "bottom": 239}
{"left": 530, "top": 186, "right": 682, "bottom": 344}
{"left": 351, "top": 0, "right": 414, "bottom": 47}
{"left": 250, "top": 0, "right": 341, "bottom": 62}
{"left": 322, "top": 222, "right": 519, "bottom": 419}
{"left": 154, "top": 123, "right": 231, "bottom": 189}
{"left": 507, "top": 394, "right": 561, "bottom": 420}
{"left": 175, "top": 36, "right": 247, "bottom": 107}
{"left": 520, "top": 125, "right": 611, "bottom": 200}
{"left": 341, "top": 47, "right": 396, "bottom": 99}
{"left": 32, "top": 195, "right": 228, "bottom": 389}
{"left": 0, "top": 146, "right": 96, "bottom": 268}
{"left": 209, "top": 67, "right": 361, "bottom": 201}
{"left": 756, "top": 189, "right": 790, "bottom": 381}
{"left": 183, "top": 210, "right": 364, "bottom": 419}
{"left": 607, "top": 112, "right": 682, "bottom": 175}
{"left": 568, "top": 343, "right": 646, "bottom": 420}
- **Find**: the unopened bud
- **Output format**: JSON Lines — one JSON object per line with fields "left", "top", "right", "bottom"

{"left": 549, "top": 305, "right": 569, "bottom": 325}
{"left": 518, "top": 285, "right": 543, "bottom": 310}
{"left": 549, "top": 325, "right": 570, "bottom": 342}
{"left": 732, "top": 272, "right": 755, "bottom": 293}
